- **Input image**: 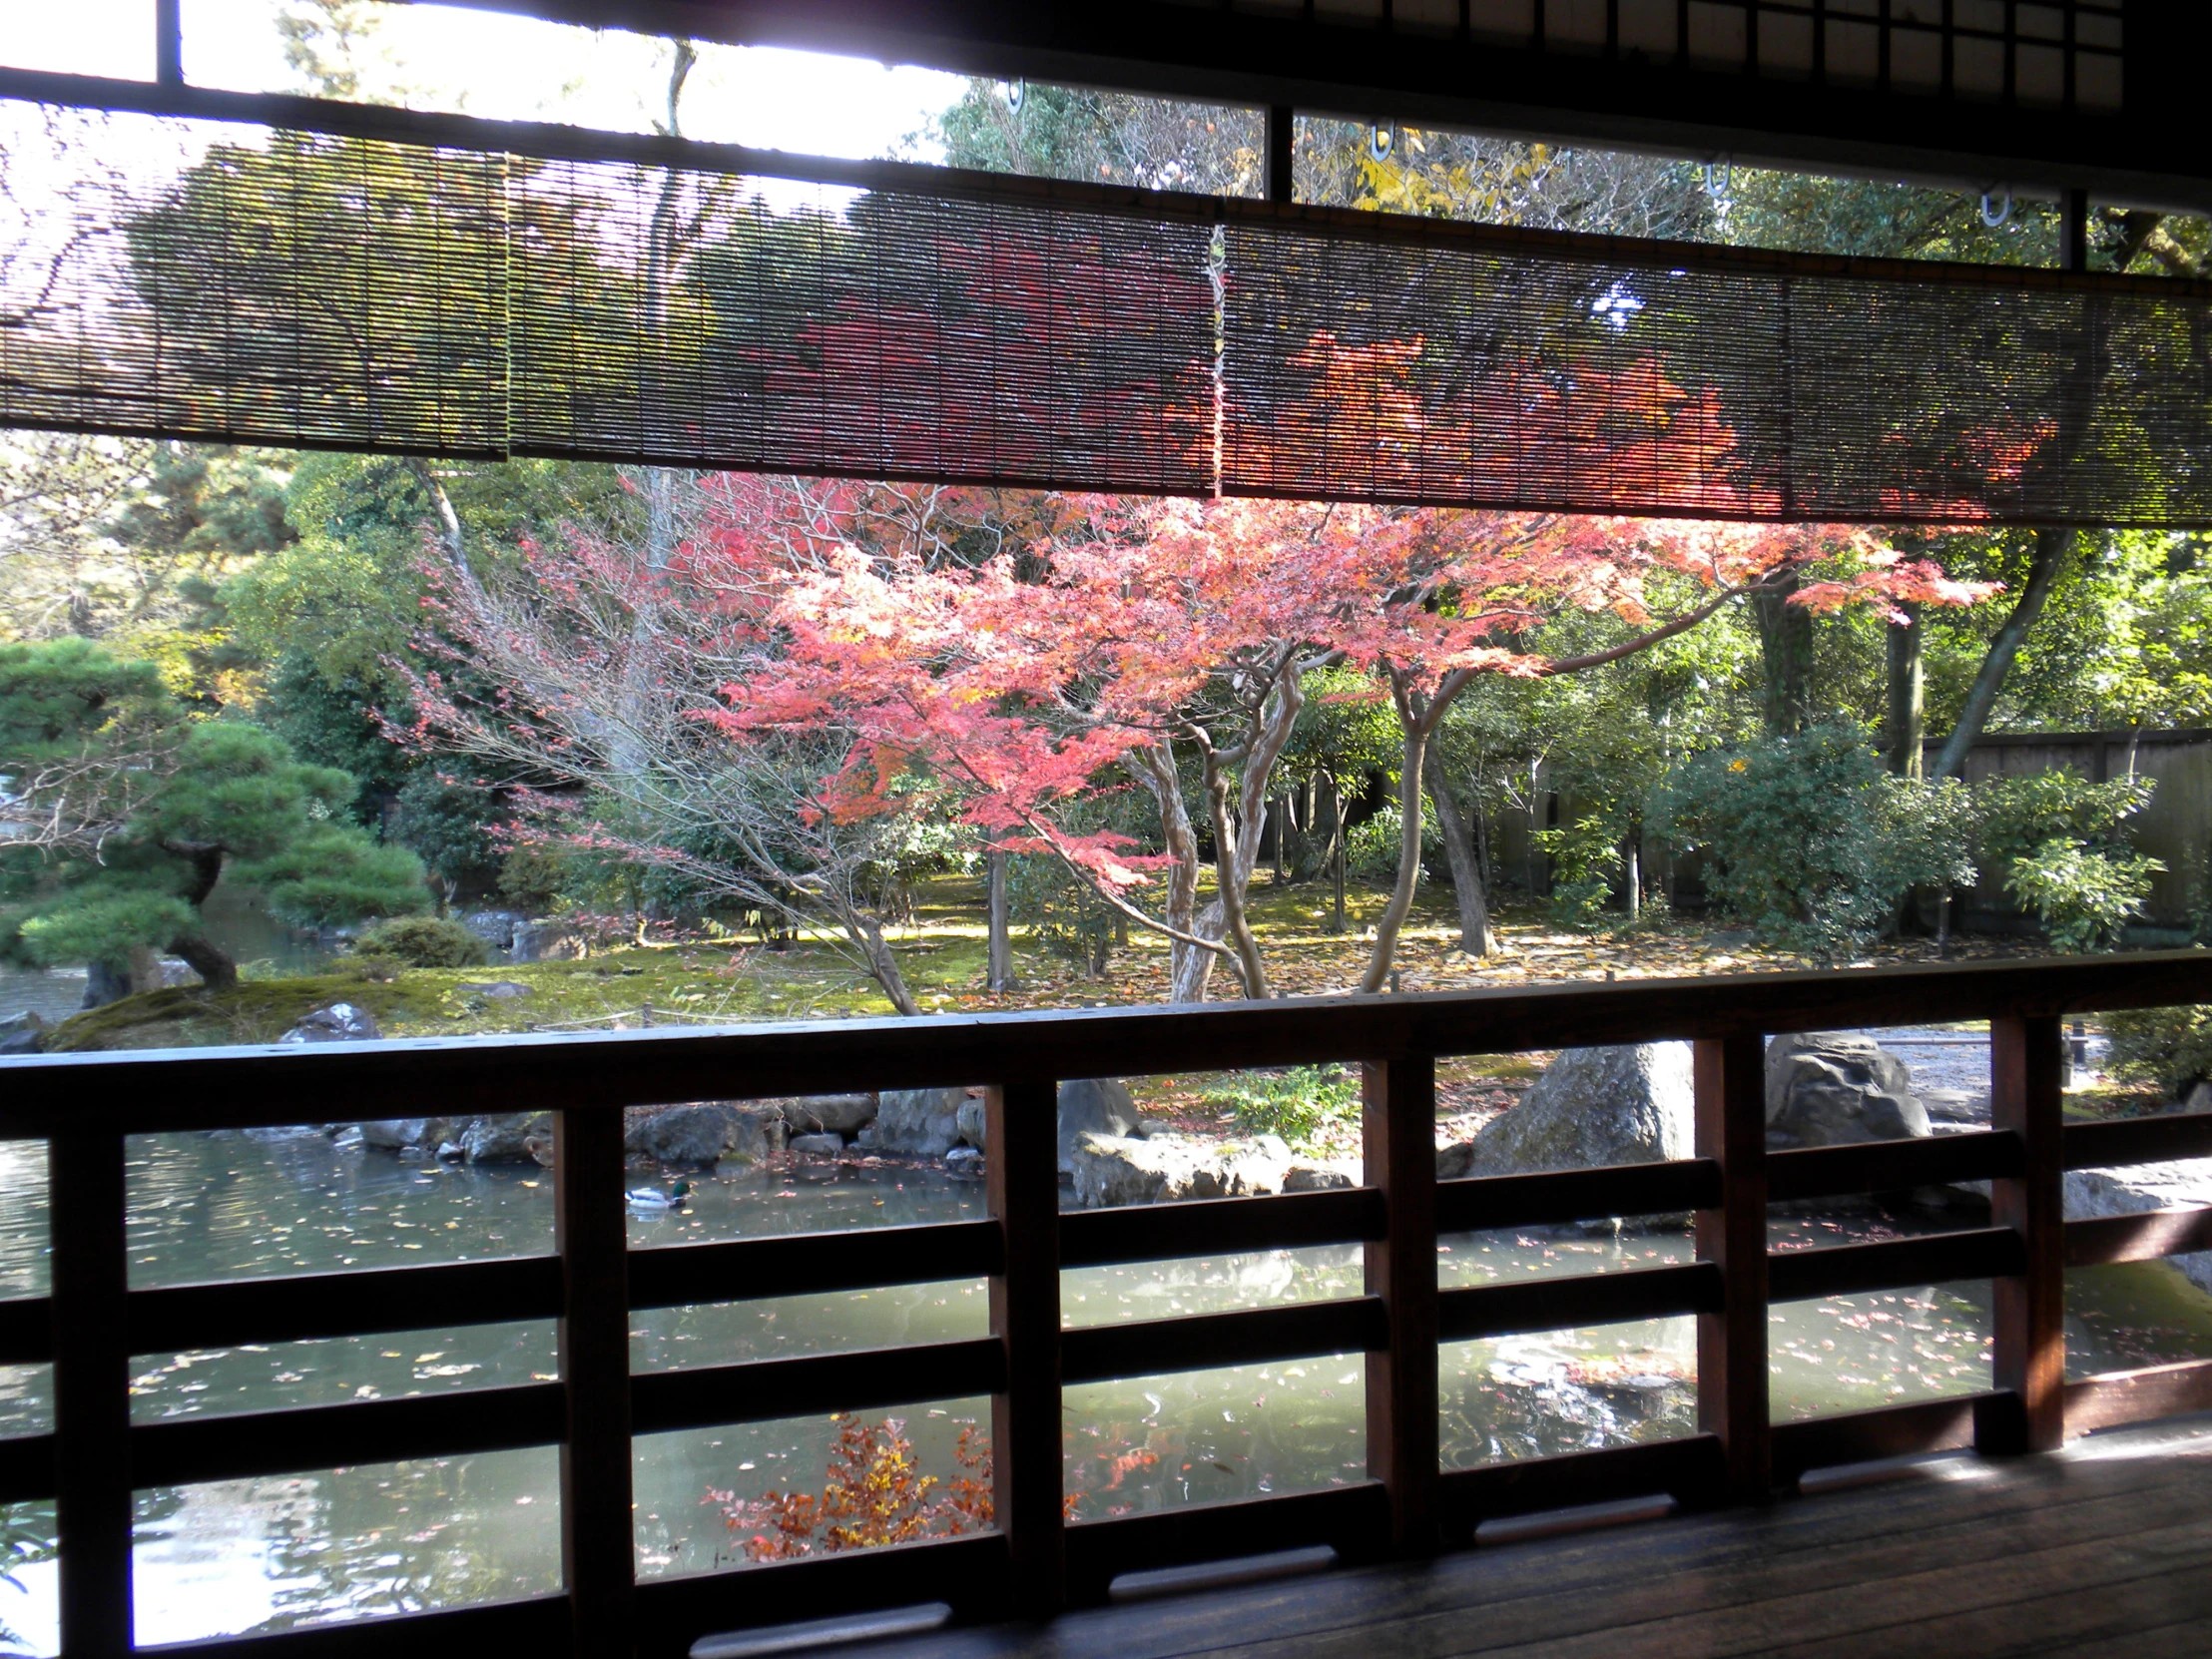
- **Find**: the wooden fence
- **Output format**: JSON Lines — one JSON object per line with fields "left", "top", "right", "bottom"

{"left": 6, "top": 952, "right": 2212, "bottom": 1657}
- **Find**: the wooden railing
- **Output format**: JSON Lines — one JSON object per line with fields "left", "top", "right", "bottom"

{"left": 7, "top": 952, "right": 2212, "bottom": 1657}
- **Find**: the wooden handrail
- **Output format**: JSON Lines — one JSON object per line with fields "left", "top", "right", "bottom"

{"left": 2, "top": 950, "right": 2212, "bottom": 1656}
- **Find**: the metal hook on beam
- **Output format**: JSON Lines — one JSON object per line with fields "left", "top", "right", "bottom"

{"left": 1980, "top": 186, "right": 2014, "bottom": 228}
{"left": 1369, "top": 122, "right": 1396, "bottom": 164}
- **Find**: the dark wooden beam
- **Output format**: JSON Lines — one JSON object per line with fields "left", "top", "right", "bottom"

{"left": 13, "top": 953, "right": 2212, "bottom": 1137}
{"left": 556, "top": 1105, "right": 635, "bottom": 1656}
{"left": 375, "top": 1, "right": 2212, "bottom": 215}
{"left": 1987, "top": 1015, "right": 2067, "bottom": 1455}
{"left": 1436, "top": 1158, "right": 1721, "bottom": 1232}
{"left": 1363, "top": 1053, "right": 1439, "bottom": 1556}
{"left": 48, "top": 1132, "right": 132, "bottom": 1658}
{"left": 988, "top": 1079, "right": 1064, "bottom": 1614}
{"left": 1696, "top": 1032, "right": 1770, "bottom": 1503}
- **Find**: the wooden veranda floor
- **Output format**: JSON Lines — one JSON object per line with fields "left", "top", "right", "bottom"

{"left": 809, "top": 1417, "right": 2212, "bottom": 1659}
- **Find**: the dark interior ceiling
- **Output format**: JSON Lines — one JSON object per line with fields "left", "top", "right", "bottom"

{"left": 398, "top": 1, "right": 2212, "bottom": 217}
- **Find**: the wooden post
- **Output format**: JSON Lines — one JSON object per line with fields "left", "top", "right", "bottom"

{"left": 1363, "top": 1054, "right": 1438, "bottom": 1554}
{"left": 987, "top": 1081, "right": 1063, "bottom": 1612}
{"left": 1264, "top": 105, "right": 1294, "bottom": 203}
{"left": 49, "top": 1130, "right": 134, "bottom": 1659}
{"left": 1987, "top": 1014, "right": 2066, "bottom": 1453}
{"left": 1694, "top": 1033, "right": 1771, "bottom": 1501}
{"left": 556, "top": 1107, "right": 634, "bottom": 1657}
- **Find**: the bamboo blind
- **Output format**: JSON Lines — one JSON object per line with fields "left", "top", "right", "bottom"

{"left": 4, "top": 102, "right": 2209, "bottom": 525}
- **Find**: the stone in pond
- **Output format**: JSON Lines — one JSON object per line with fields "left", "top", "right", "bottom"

{"left": 860, "top": 1087, "right": 968, "bottom": 1156}
{"left": 360, "top": 1117, "right": 455, "bottom": 1151}
{"left": 1764, "top": 1031, "right": 1930, "bottom": 1149}
{"left": 1056, "top": 1077, "right": 1140, "bottom": 1173}
{"left": 790, "top": 1132, "right": 845, "bottom": 1158}
{"left": 625, "top": 1103, "right": 736, "bottom": 1166}
{"left": 774, "top": 1093, "right": 876, "bottom": 1135}
{"left": 461, "top": 1112, "right": 552, "bottom": 1163}
{"left": 1467, "top": 1043, "right": 1695, "bottom": 1176}
{"left": 278, "top": 1002, "right": 382, "bottom": 1044}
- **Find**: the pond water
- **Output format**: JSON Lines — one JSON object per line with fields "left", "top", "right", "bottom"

{"left": 1, "top": 1113, "right": 2210, "bottom": 1654}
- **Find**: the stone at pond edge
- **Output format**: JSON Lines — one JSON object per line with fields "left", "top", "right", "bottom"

{"left": 361, "top": 1117, "right": 456, "bottom": 1151}
{"left": 278, "top": 1002, "right": 382, "bottom": 1044}
{"left": 790, "top": 1132, "right": 845, "bottom": 1157}
{"left": 1765, "top": 1031, "right": 1931, "bottom": 1149}
{"left": 956, "top": 1097, "right": 985, "bottom": 1150}
{"left": 773, "top": 1094, "right": 876, "bottom": 1136}
{"left": 860, "top": 1087, "right": 968, "bottom": 1156}
{"left": 624, "top": 1103, "right": 737, "bottom": 1166}
{"left": 1067, "top": 1131, "right": 1307, "bottom": 1208}
{"left": 1467, "top": 1043, "right": 1695, "bottom": 1177}
{"left": 1057, "top": 1077, "right": 1139, "bottom": 1174}
{"left": 461, "top": 1112, "right": 553, "bottom": 1163}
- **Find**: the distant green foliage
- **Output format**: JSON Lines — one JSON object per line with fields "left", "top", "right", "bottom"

{"left": 1, "top": 640, "right": 427, "bottom": 983}
{"left": 1202, "top": 1065, "right": 1360, "bottom": 1152}
{"left": 2106, "top": 1005, "right": 2212, "bottom": 1098}
{"left": 1535, "top": 813, "right": 1624, "bottom": 931}
{"left": 2005, "top": 841, "right": 2163, "bottom": 953}
{"left": 1976, "top": 771, "right": 2161, "bottom": 952}
{"left": 1658, "top": 725, "right": 1907, "bottom": 960}
{"left": 1347, "top": 804, "right": 1438, "bottom": 884}
{"left": 353, "top": 914, "right": 490, "bottom": 969}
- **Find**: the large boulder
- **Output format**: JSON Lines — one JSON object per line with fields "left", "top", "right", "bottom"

{"left": 860, "top": 1087, "right": 969, "bottom": 1156}
{"left": 1067, "top": 1132, "right": 1298, "bottom": 1208}
{"left": 1765, "top": 1032, "right": 1931, "bottom": 1149}
{"left": 512, "top": 921, "right": 588, "bottom": 963}
{"left": 1057, "top": 1077, "right": 1140, "bottom": 1173}
{"left": 278, "top": 1002, "right": 382, "bottom": 1044}
{"left": 774, "top": 1094, "right": 877, "bottom": 1136}
{"left": 461, "top": 1112, "right": 552, "bottom": 1163}
{"left": 956, "top": 1096, "right": 986, "bottom": 1150}
{"left": 1467, "top": 1043, "right": 1695, "bottom": 1176}
{"left": 723, "top": 1107, "right": 784, "bottom": 1164}
{"left": 625, "top": 1103, "right": 737, "bottom": 1166}
{"left": 360, "top": 1116, "right": 455, "bottom": 1151}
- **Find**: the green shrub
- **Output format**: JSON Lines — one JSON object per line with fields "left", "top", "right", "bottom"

{"left": 1201, "top": 1064, "right": 1361, "bottom": 1152}
{"left": 353, "top": 914, "right": 490, "bottom": 968}
{"left": 2106, "top": 1005, "right": 2212, "bottom": 1098}
{"left": 1975, "top": 771, "right": 2160, "bottom": 952}
{"left": 1535, "top": 813, "right": 1625, "bottom": 931}
{"left": 2004, "top": 839, "right": 2163, "bottom": 953}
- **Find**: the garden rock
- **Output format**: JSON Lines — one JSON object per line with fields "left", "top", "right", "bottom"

{"left": 1057, "top": 1077, "right": 1141, "bottom": 1173}
{"left": 1467, "top": 1043, "right": 1695, "bottom": 1176}
{"left": 625, "top": 1103, "right": 737, "bottom": 1166}
{"left": 944, "top": 1146, "right": 984, "bottom": 1176}
{"left": 460, "top": 910, "right": 527, "bottom": 952}
{"left": 1066, "top": 1132, "right": 1295, "bottom": 1208}
{"left": 1283, "top": 1162, "right": 1359, "bottom": 1192}
{"left": 775, "top": 1094, "right": 876, "bottom": 1136}
{"left": 457, "top": 980, "right": 534, "bottom": 1000}
{"left": 860, "top": 1087, "right": 968, "bottom": 1156}
{"left": 361, "top": 1117, "right": 455, "bottom": 1151}
{"left": 0, "top": 1013, "right": 44, "bottom": 1056}
{"left": 790, "top": 1132, "right": 845, "bottom": 1158}
{"left": 956, "top": 1097, "right": 986, "bottom": 1149}
{"left": 461, "top": 1112, "right": 552, "bottom": 1163}
{"left": 1434, "top": 1141, "right": 1475, "bottom": 1181}
{"left": 723, "top": 1107, "right": 781, "bottom": 1164}
{"left": 2066, "top": 1160, "right": 2212, "bottom": 1296}
{"left": 1765, "top": 1032, "right": 1931, "bottom": 1148}
{"left": 278, "top": 1002, "right": 382, "bottom": 1044}
{"left": 512, "top": 921, "right": 588, "bottom": 963}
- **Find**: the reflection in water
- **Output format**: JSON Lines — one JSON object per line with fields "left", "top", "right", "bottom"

{"left": 0, "top": 1129, "right": 2209, "bottom": 1643}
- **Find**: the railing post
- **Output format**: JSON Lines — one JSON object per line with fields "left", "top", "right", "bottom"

{"left": 1363, "top": 1053, "right": 1438, "bottom": 1554}
{"left": 1987, "top": 1014, "right": 2066, "bottom": 1453}
{"left": 1694, "top": 1033, "right": 1770, "bottom": 1501}
{"left": 986, "top": 1081, "right": 1063, "bottom": 1612}
{"left": 50, "top": 1130, "right": 133, "bottom": 1658}
{"left": 555, "top": 1106, "right": 633, "bottom": 1657}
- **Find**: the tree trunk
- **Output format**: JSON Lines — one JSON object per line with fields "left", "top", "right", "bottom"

{"left": 1931, "top": 527, "right": 2070, "bottom": 780}
{"left": 1424, "top": 747, "right": 1496, "bottom": 955}
{"left": 1361, "top": 705, "right": 1427, "bottom": 993}
{"left": 1886, "top": 602, "right": 1926, "bottom": 779}
{"left": 986, "top": 846, "right": 1013, "bottom": 993}
{"left": 1752, "top": 574, "right": 1817, "bottom": 737}
{"left": 1624, "top": 821, "right": 1642, "bottom": 922}
{"left": 1329, "top": 778, "right": 1347, "bottom": 934}
{"left": 851, "top": 911, "right": 922, "bottom": 1017}
{"left": 169, "top": 932, "right": 238, "bottom": 990}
